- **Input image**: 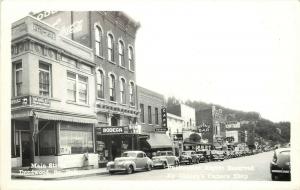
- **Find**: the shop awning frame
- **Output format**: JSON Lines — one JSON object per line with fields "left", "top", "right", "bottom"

{"left": 146, "top": 133, "right": 173, "bottom": 149}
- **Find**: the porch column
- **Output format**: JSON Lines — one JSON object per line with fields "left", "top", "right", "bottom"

{"left": 56, "top": 121, "right": 61, "bottom": 155}
{"left": 29, "top": 116, "right": 38, "bottom": 165}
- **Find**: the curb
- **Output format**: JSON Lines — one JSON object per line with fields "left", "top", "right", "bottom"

{"left": 12, "top": 171, "right": 108, "bottom": 180}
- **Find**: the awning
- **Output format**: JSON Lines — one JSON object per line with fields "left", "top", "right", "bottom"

{"left": 35, "top": 112, "right": 97, "bottom": 124}
{"left": 146, "top": 133, "right": 173, "bottom": 149}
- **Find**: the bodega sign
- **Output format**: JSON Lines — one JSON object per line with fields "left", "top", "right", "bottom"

{"left": 101, "top": 127, "right": 124, "bottom": 134}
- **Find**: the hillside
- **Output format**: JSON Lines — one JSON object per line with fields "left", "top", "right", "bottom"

{"left": 166, "top": 97, "right": 290, "bottom": 144}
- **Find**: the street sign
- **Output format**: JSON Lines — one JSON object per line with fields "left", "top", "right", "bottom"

{"left": 155, "top": 128, "right": 168, "bottom": 132}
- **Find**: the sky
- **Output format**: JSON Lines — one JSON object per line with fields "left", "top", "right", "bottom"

{"left": 4, "top": 0, "right": 300, "bottom": 122}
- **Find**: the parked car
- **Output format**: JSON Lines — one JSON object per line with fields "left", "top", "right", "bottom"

{"left": 107, "top": 151, "right": 153, "bottom": 174}
{"left": 179, "top": 151, "right": 199, "bottom": 164}
{"left": 270, "top": 148, "right": 290, "bottom": 181}
{"left": 152, "top": 151, "right": 179, "bottom": 169}
{"left": 195, "top": 149, "right": 211, "bottom": 162}
{"left": 211, "top": 150, "right": 225, "bottom": 161}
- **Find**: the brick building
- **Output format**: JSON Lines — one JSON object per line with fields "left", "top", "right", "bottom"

{"left": 137, "top": 86, "right": 172, "bottom": 155}
{"left": 195, "top": 105, "right": 226, "bottom": 148}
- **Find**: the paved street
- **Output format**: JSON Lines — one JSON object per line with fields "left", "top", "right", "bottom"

{"left": 74, "top": 151, "right": 273, "bottom": 181}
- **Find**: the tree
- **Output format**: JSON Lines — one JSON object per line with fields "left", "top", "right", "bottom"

{"left": 189, "top": 133, "right": 201, "bottom": 143}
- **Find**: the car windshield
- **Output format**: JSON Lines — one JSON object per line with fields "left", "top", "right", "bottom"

{"left": 121, "top": 152, "right": 137, "bottom": 157}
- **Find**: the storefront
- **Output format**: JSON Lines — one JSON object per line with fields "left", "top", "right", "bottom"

{"left": 11, "top": 106, "right": 98, "bottom": 169}
{"left": 141, "top": 133, "right": 173, "bottom": 158}
{"left": 95, "top": 125, "right": 147, "bottom": 167}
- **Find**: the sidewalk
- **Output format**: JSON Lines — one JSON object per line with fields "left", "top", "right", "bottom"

{"left": 11, "top": 167, "right": 108, "bottom": 180}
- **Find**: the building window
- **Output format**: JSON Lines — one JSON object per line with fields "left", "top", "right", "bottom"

{"left": 129, "top": 82, "right": 135, "bottom": 106}
{"left": 128, "top": 46, "right": 134, "bottom": 71}
{"left": 96, "top": 69, "right": 104, "bottom": 99}
{"left": 155, "top": 107, "right": 159, "bottom": 125}
{"left": 109, "top": 74, "right": 116, "bottom": 101}
{"left": 148, "top": 106, "right": 152, "bottom": 124}
{"left": 120, "top": 78, "right": 126, "bottom": 104}
{"left": 140, "top": 104, "right": 144, "bottom": 123}
{"left": 78, "top": 75, "right": 88, "bottom": 104}
{"left": 14, "top": 62, "right": 22, "bottom": 96}
{"left": 95, "top": 26, "right": 102, "bottom": 56}
{"left": 107, "top": 33, "right": 114, "bottom": 62}
{"left": 118, "top": 40, "right": 125, "bottom": 67}
{"left": 39, "top": 122, "right": 55, "bottom": 155}
{"left": 67, "top": 72, "right": 76, "bottom": 102}
{"left": 39, "top": 62, "right": 51, "bottom": 97}
{"left": 67, "top": 72, "right": 88, "bottom": 104}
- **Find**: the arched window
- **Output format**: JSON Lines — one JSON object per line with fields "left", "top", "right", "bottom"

{"left": 120, "top": 78, "right": 126, "bottom": 104}
{"left": 128, "top": 46, "right": 134, "bottom": 71}
{"left": 129, "top": 82, "right": 135, "bottom": 106}
{"left": 109, "top": 74, "right": 116, "bottom": 101}
{"left": 96, "top": 69, "right": 104, "bottom": 99}
{"left": 107, "top": 34, "right": 114, "bottom": 62}
{"left": 118, "top": 40, "right": 125, "bottom": 67}
{"left": 95, "top": 26, "right": 102, "bottom": 56}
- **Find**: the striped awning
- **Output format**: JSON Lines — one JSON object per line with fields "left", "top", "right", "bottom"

{"left": 34, "top": 112, "right": 97, "bottom": 124}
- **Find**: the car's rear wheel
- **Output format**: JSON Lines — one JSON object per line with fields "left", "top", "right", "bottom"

{"left": 175, "top": 161, "right": 180, "bottom": 167}
{"left": 126, "top": 165, "right": 134, "bottom": 174}
{"left": 109, "top": 171, "right": 115, "bottom": 175}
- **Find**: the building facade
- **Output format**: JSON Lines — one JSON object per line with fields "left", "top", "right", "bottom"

{"left": 167, "top": 113, "right": 185, "bottom": 156}
{"left": 195, "top": 105, "right": 226, "bottom": 148}
{"left": 11, "top": 16, "right": 98, "bottom": 168}
{"left": 137, "top": 86, "right": 172, "bottom": 156}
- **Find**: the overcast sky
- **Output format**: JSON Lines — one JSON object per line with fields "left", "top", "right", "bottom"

{"left": 5, "top": 1, "right": 299, "bottom": 122}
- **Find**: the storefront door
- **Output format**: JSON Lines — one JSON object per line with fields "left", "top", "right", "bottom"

{"left": 21, "top": 131, "right": 32, "bottom": 166}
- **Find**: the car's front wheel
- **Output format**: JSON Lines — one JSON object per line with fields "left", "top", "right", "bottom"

{"left": 146, "top": 163, "right": 152, "bottom": 171}
{"left": 271, "top": 173, "right": 277, "bottom": 181}
{"left": 162, "top": 162, "right": 167, "bottom": 169}
{"left": 109, "top": 171, "right": 115, "bottom": 175}
{"left": 126, "top": 165, "right": 134, "bottom": 174}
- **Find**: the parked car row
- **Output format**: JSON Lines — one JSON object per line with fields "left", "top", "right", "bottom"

{"left": 107, "top": 148, "right": 265, "bottom": 174}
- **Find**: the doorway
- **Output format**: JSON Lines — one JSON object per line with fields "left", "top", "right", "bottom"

{"left": 21, "top": 131, "right": 32, "bottom": 167}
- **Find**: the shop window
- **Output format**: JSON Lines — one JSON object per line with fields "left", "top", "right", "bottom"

{"left": 120, "top": 78, "right": 126, "bottom": 104}
{"left": 109, "top": 74, "right": 116, "bottom": 101}
{"left": 148, "top": 106, "right": 152, "bottom": 124}
{"left": 60, "top": 123, "right": 93, "bottom": 154}
{"left": 67, "top": 71, "right": 88, "bottom": 104}
{"left": 118, "top": 40, "right": 125, "bottom": 67}
{"left": 128, "top": 46, "right": 134, "bottom": 71}
{"left": 14, "top": 62, "right": 22, "bottom": 96}
{"left": 107, "top": 33, "right": 114, "bottom": 62}
{"left": 155, "top": 107, "right": 159, "bottom": 125}
{"left": 95, "top": 25, "right": 103, "bottom": 57}
{"left": 129, "top": 82, "right": 135, "bottom": 106}
{"left": 140, "top": 104, "right": 144, "bottom": 123}
{"left": 96, "top": 69, "right": 104, "bottom": 99}
{"left": 39, "top": 124, "right": 56, "bottom": 156}
{"left": 39, "top": 62, "right": 51, "bottom": 97}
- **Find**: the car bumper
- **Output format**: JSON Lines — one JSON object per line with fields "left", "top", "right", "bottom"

{"left": 271, "top": 170, "right": 290, "bottom": 174}
{"left": 107, "top": 165, "right": 127, "bottom": 172}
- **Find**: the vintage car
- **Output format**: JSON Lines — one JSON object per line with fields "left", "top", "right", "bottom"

{"left": 211, "top": 150, "right": 225, "bottom": 161}
{"left": 270, "top": 148, "right": 290, "bottom": 181}
{"left": 179, "top": 151, "right": 199, "bottom": 164}
{"left": 107, "top": 151, "right": 153, "bottom": 174}
{"left": 152, "top": 151, "right": 180, "bottom": 169}
{"left": 195, "top": 149, "right": 211, "bottom": 162}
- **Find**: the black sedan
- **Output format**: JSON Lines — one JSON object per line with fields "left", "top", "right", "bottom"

{"left": 270, "top": 148, "right": 290, "bottom": 181}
